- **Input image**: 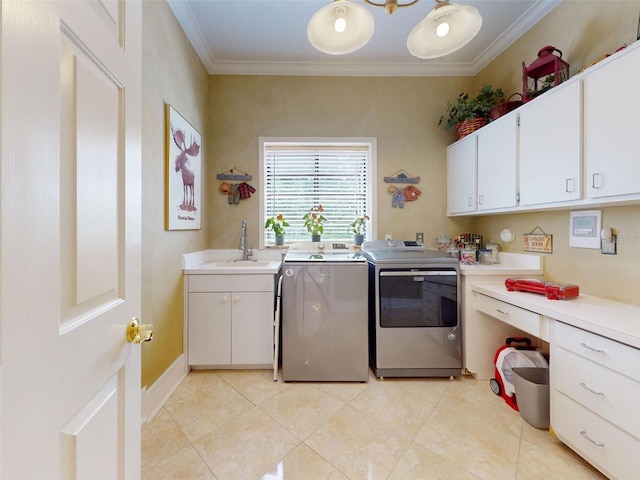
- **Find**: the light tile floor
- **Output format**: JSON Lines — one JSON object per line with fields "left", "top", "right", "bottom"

{"left": 142, "top": 369, "right": 606, "bottom": 480}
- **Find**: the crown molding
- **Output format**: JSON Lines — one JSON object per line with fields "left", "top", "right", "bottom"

{"left": 168, "top": 0, "right": 561, "bottom": 77}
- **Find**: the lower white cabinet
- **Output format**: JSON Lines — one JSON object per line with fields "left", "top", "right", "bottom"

{"left": 185, "top": 274, "right": 275, "bottom": 368}
{"left": 550, "top": 321, "right": 640, "bottom": 480}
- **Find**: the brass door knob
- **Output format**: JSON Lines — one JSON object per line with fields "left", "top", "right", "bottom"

{"left": 126, "top": 317, "right": 153, "bottom": 344}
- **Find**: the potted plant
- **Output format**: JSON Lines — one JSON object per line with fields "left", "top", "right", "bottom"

{"left": 303, "top": 204, "right": 326, "bottom": 242}
{"left": 438, "top": 84, "right": 504, "bottom": 139}
{"left": 264, "top": 214, "right": 289, "bottom": 245}
{"left": 349, "top": 214, "right": 369, "bottom": 246}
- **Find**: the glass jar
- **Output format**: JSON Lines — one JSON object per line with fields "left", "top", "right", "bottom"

{"left": 485, "top": 241, "right": 500, "bottom": 264}
{"left": 460, "top": 247, "right": 477, "bottom": 265}
{"left": 446, "top": 245, "right": 459, "bottom": 259}
{"left": 479, "top": 249, "right": 493, "bottom": 264}
{"left": 436, "top": 234, "right": 452, "bottom": 253}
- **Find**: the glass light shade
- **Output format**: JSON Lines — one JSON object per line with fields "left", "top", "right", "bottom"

{"left": 407, "top": 3, "right": 482, "bottom": 59}
{"left": 307, "top": 0, "right": 375, "bottom": 55}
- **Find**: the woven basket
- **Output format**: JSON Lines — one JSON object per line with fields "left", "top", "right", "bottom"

{"left": 489, "top": 93, "right": 523, "bottom": 121}
{"left": 455, "top": 117, "right": 488, "bottom": 140}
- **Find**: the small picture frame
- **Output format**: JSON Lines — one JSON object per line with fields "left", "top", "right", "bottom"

{"left": 569, "top": 210, "right": 601, "bottom": 249}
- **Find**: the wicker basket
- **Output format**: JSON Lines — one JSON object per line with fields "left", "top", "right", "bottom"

{"left": 455, "top": 117, "right": 488, "bottom": 139}
{"left": 489, "top": 93, "right": 523, "bottom": 121}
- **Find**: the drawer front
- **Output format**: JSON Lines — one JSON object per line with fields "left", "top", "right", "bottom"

{"left": 552, "top": 391, "right": 640, "bottom": 480}
{"left": 553, "top": 346, "right": 640, "bottom": 439}
{"left": 476, "top": 294, "right": 542, "bottom": 339}
{"left": 188, "top": 274, "right": 274, "bottom": 292}
{"left": 553, "top": 321, "right": 640, "bottom": 381}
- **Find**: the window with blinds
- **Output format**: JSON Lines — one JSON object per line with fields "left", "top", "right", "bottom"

{"left": 260, "top": 138, "right": 375, "bottom": 246}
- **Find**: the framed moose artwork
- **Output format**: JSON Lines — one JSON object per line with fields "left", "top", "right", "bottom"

{"left": 165, "top": 104, "right": 202, "bottom": 230}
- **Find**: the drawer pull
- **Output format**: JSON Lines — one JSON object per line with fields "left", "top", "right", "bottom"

{"left": 579, "top": 382, "right": 604, "bottom": 396}
{"left": 496, "top": 309, "right": 509, "bottom": 315}
{"left": 580, "top": 430, "right": 605, "bottom": 448}
{"left": 579, "top": 342, "right": 604, "bottom": 353}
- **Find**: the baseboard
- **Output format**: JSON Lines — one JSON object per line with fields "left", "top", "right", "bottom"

{"left": 141, "top": 354, "right": 189, "bottom": 426}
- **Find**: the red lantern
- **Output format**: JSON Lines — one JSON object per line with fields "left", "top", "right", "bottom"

{"left": 522, "top": 46, "right": 570, "bottom": 102}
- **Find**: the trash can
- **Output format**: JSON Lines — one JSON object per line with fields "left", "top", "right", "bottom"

{"left": 512, "top": 367, "right": 550, "bottom": 429}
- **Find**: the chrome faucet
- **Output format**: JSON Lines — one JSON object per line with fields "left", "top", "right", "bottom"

{"left": 239, "top": 219, "right": 252, "bottom": 260}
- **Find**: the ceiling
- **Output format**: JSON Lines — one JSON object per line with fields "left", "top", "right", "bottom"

{"left": 167, "top": 0, "right": 561, "bottom": 77}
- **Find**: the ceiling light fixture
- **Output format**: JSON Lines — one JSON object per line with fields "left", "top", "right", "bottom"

{"left": 307, "top": 0, "right": 482, "bottom": 59}
{"left": 407, "top": 0, "right": 482, "bottom": 59}
{"left": 307, "top": 0, "right": 375, "bottom": 55}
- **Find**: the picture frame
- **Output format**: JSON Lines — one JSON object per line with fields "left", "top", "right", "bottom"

{"left": 569, "top": 210, "right": 601, "bottom": 249}
{"left": 165, "top": 104, "right": 202, "bottom": 230}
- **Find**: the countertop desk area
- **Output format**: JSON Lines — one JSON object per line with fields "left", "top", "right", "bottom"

{"left": 471, "top": 283, "right": 640, "bottom": 349}
{"left": 471, "top": 283, "right": 640, "bottom": 480}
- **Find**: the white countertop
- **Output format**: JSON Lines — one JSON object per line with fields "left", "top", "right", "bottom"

{"left": 183, "top": 249, "right": 283, "bottom": 275}
{"left": 472, "top": 283, "right": 640, "bottom": 349}
{"left": 461, "top": 252, "right": 543, "bottom": 276}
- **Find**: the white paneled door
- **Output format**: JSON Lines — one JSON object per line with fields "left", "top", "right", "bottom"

{"left": 1, "top": 1, "right": 142, "bottom": 479}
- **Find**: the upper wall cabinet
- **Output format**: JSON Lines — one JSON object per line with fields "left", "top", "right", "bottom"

{"left": 477, "top": 113, "right": 518, "bottom": 211}
{"left": 584, "top": 45, "right": 640, "bottom": 199}
{"left": 446, "top": 41, "right": 640, "bottom": 217}
{"left": 519, "top": 80, "right": 582, "bottom": 206}
{"left": 447, "top": 134, "right": 477, "bottom": 215}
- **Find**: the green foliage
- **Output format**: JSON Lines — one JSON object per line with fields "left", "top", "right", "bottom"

{"left": 348, "top": 215, "right": 369, "bottom": 235}
{"left": 438, "top": 85, "right": 505, "bottom": 131}
{"left": 303, "top": 205, "right": 326, "bottom": 235}
{"left": 264, "top": 214, "right": 289, "bottom": 236}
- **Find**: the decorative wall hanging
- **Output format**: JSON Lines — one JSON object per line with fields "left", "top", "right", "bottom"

{"left": 216, "top": 169, "right": 256, "bottom": 205}
{"left": 383, "top": 170, "right": 420, "bottom": 184}
{"left": 385, "top": 170, "right": 422, "bottom": 208}
{"left": 216, "top": 167, "right": 252, "bottom": 181}
{"left": 524, "top": 226, "right": 553, "bottom": 253}
{"left": 165, "top": 104, "right": 201, "bottom": 230}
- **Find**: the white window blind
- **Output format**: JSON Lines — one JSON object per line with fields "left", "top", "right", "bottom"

{"left": 262, "top": 140, "right": 374, "bottom": 245}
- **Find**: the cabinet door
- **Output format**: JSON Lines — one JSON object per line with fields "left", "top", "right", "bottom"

{"left": 477, "top": 114, "right": 518, "bottom": 210}
{"left": 188, "top": 292, "right": 231, "bottom": 365}
{"left": 585, "top": 46, "right": 640, "bottom": 198}
{"left": 231, "top": 291, "right": 274, "bottom": 365}
{"left": 520, "top": 80, "right": 582, "bottom": 206}
{"left": 447, "top": 134, "right": 477, "bottom": 214}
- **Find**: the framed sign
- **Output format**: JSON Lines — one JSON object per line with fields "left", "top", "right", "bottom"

{"left": 569, "top": 210, "right": 601, "bottom": 249}
{"left": 523, "top": 226, "right": 553, "bottom": 253}
{"left": 165, "top": 104, "right": 202, "bottom": 230}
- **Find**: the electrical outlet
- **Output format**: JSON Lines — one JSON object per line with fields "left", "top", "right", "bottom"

{"left": 385, "top": 234, "right": 392, "bottom": 241}
{"left": 416, "top": 232, "right": 424, "bottom": 244}
{"left": 601, "top": 234, "right": 617, "bottom": 254}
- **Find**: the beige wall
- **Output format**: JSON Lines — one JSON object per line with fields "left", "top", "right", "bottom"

{"left": 473, "top": 0, "right": 640, "bottom": 306}
{"left": 209, "top": 75, "right": 475, "bottom": 248}
{"left": 141, "top": 1, "right": 209, "bottom": 387}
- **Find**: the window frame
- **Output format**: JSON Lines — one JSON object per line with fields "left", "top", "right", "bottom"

{"left": 259, "top": 137, "right": 377, "bottom": 248}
